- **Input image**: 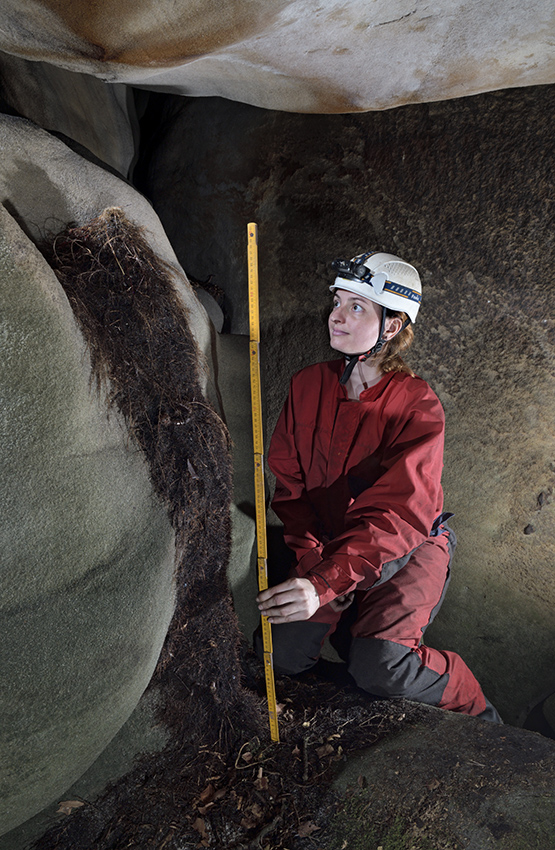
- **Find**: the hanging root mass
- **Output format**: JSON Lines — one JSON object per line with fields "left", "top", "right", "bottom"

{"left": 44, "top": 207, "right": 263, "bottom": 747}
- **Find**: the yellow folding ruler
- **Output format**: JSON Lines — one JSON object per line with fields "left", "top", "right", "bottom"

{"left": 247, "top": 222, "right": 279, "bottom": 743}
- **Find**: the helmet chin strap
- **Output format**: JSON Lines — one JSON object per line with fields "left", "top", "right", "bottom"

{"left": 338, "top": 310, "right": 410, "bottom": 386}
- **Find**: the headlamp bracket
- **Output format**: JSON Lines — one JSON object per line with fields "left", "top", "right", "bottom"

{"left": 331, "top": 258, "right": 386, "bottom": 293}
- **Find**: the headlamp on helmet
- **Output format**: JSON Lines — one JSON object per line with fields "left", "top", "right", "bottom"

{"left": 330, "top": 251, "right": 422, "bottom": 323}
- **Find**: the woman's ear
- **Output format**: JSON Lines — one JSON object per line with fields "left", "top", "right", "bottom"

{"left": 383, "top": 315, "right": 403, "bottom": 340}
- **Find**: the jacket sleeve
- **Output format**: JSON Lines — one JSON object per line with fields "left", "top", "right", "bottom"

{"left": 306, "top": 390, "right": 446, "bottom": 606}
{"left": 268, "top": 386, "right": 324, "bottom": 571}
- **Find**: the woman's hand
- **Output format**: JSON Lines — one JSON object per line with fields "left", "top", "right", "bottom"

{"left": 257, "top": 577, "right": 320, "bottom": 623}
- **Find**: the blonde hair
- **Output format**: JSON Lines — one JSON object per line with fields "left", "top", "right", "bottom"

{"left": 378, "top": 310, "right": 415, "bottom": 376}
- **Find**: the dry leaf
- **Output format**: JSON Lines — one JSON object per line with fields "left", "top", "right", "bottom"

{"left": 213, "top": 787, "right": 228, "bottom": 802}
{"left": 316, "top": 743, "right": 334, "bottom": 758}
{"left": 241, "top": 751, "right": 253, "bottom": 763}
{"left": 56, "top": 800, "right": 84, "bottom": 816}
{"left": 292, "top": 745, "right": 301, "bottom": 757}
{"left": 192, "top": 817, "right": 208, "bottom": 840}
{"left": 297, "top": 821, "right": 321, "bottom": 837}
{"left": 199, "top": 783, "right": 215, "bottom": 804}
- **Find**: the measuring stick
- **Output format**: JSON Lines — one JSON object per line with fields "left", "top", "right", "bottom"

{"left": 247, "top": 222, "right": 279, "bottom": 743}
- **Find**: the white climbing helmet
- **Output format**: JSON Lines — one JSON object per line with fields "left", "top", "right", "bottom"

{"left": 330, "top": 251, "right": 422, "bottom": 323}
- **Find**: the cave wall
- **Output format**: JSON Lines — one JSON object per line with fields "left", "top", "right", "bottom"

{"left": 0, "top": 53, "right": 138, "bottom": 176}
{"left": 141, "top": 86, "right": 555, "bottom": 724}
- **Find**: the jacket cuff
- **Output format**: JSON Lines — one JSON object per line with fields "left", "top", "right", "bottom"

{"left": 295, "top": 545, "right": 324, "bottom": 575}
{"left": 305, "top": 561, "right": 359, "bottom": 607}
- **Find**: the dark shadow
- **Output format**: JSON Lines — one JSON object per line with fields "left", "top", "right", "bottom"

{"left": 522, "top": 694, "right": 555, "bottom": 740}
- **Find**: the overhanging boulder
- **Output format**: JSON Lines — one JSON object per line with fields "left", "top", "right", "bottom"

{"left": 0, "top": 1, "right": 554, "bottom": 112}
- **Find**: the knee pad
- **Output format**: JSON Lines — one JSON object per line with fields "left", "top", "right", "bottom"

{"left": 253, "top": 621, "right": 329, "bottom": 675}
{"left": 348, "top": 637, "right": 448, "bottom": 705}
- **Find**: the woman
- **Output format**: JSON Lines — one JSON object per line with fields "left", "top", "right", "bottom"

{"left": 257, "top": 251, "right": 500, "bottom": 722}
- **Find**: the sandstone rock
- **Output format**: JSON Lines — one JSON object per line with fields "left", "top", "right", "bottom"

{"left": 0, "top": 1, "right": 553, "bottom": 112}
{"left": 0, "top": 114, "right": 212, "bottom": 368}
{"left": 0, "top": 52, "right": 137, "bottom": 176}
{"left": 333, "top": 705, "right": 555, "bottom": 849}
{"left": 0, "top": 205, "right": 176, "bottom": 835}
{"left": 217, "top": 334, "right": 258, "bottom": 641}
{"left": 0, "top": 692, "right": 168, "bottom": 850}
{"left": 0, "top": 115, "right": 247, "bottom": 836}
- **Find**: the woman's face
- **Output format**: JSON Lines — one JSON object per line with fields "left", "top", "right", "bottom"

{"left": 328, "top": 289, "right": 383, "bottom": 355}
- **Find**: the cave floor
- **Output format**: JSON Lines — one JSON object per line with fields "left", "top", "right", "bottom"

{"left": 30, "top": 655, "right": 555, "bottom": 850}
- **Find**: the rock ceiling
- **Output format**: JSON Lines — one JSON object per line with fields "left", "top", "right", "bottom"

{"left": 0, "top": 0, "right": 554, "bottom": 112}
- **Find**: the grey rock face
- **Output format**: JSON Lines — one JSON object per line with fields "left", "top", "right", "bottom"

{"left": 0, "top": 206, "right": 176, "bottom": 835}
{"left": 0, "top": 52, "right": 137, "bottom": 176}
{"left": 332, "top": 705, "right": 555, "bottom": 849}
{"left": 0, "top": 115, "right": 221, "bottom": 836}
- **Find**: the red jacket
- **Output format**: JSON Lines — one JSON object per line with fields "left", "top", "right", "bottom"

{"left": 268, "top": 360, "right": 446, "bottom": 606}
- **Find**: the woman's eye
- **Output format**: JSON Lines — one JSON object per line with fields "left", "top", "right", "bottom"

{"left": 352, "top": 303, "right": 362, "bottom": 312}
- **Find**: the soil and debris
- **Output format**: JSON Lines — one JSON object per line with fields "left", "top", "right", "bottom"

{"left": 30, "top": 656, "right": 555, "bottom": 850}
{"left": 31, "top": 656, "right": 432, "bottom": 850}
